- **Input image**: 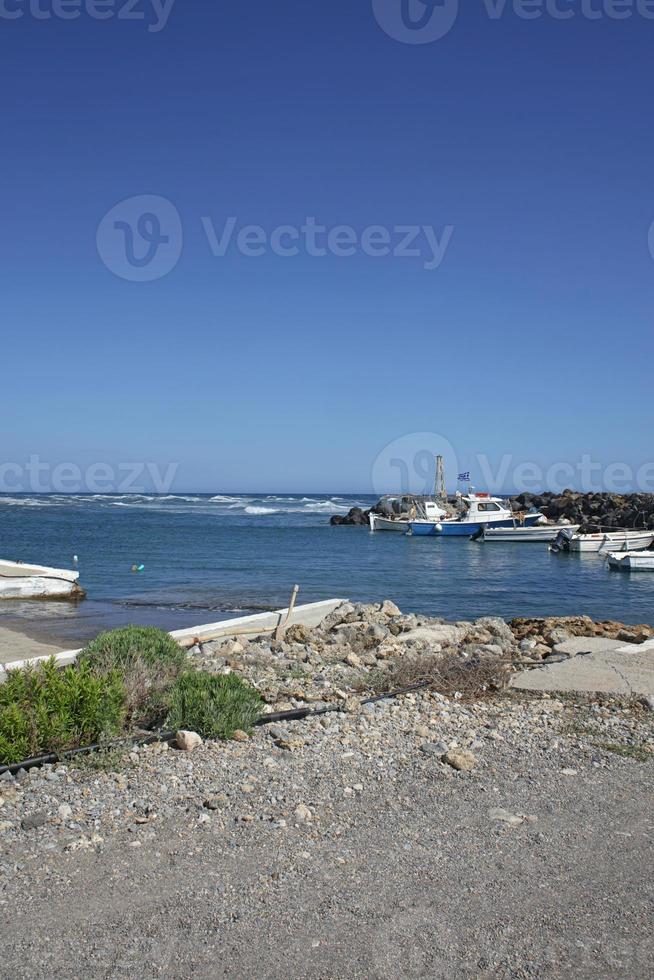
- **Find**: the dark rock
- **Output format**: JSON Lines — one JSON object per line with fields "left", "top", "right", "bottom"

{"left": 330, "top": 507, "right": 370, "bottom": 527}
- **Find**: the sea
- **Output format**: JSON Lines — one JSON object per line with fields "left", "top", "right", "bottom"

{"left": 1, "top": 492, "right": 652, "bottom": 649}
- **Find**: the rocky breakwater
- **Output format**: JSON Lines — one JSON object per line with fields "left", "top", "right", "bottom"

{"left": 331, "top": 490, "right": 654, "bottom": 529}
{"left": 509, "top": 490, "right": 654, "bottom": 531}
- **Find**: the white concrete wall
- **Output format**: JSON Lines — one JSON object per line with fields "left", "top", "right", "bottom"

{"left": 0, "top": 598, "right": 346, "bottom": 683}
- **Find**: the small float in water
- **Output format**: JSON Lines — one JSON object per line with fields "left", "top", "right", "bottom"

{"left": 0, "top": 559, "right": 85, "bottom": 600}
{"left": 472, "top": 523, "right": 579, "bottom": 543}
{"left": 550, "top": 528, "right": 654, "bottom": 554}
{"left": 606, "top": 551, "right": 654, "bottom": 572}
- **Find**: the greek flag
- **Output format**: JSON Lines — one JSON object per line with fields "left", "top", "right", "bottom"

{"left": 458, "top": 472, "right": 470, "bottom": 481}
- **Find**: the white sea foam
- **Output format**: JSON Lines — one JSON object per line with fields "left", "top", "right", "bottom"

{"left": 302, "top": 501, "right": 349, "bottom": 514}
{"left": 0, "top": 496, "right": 51, "bottom": 507}
{"left": 244, "top": 506, "right": 281, "bottom": 515}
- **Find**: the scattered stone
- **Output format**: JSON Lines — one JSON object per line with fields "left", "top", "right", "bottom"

{"left": 488, "top": 808, "right": 526, "bottom": 827}
{"left": 420, "top": 742, "right": 448, "bottom": 758}
{"left": 232, "top": 730, "right": 250, "bottom": 742}
{"left": 175, "top": 731, "right": 203, "bottom": 752}
{"left": 442, "top": 750, "right": 477, "bottom": 772}
{"left": 294, "top": 804, "right": 313, "bottom": 823}
{"left": 203, "top": 795, "right": 227, "bottom": 810}
{"left": 21, "top": 811, "right": 48, "bottom": 831}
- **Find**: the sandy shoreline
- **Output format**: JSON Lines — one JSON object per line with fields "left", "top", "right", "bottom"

{"left": 0, "top": 625, "right": 63, "bottom": 666}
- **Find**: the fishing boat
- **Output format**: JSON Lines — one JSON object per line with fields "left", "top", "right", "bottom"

{"left": 369, "top": 497, "right": 448, "bottom": 532}
{"left": 0, "top": 559, "right": 84, "bottom": 600}
{"left": 370, "top": 454, "right": 450, "bottom": 532}
{"left": 408, "top": 492, "right": 545, "bottom": 537}
{"left": 607, "top": 551, "right": 654, "bottom": 572}
{"left": 550, "top": 528, "right": 654, "bottom": 553}
{"left": 472, "top": 523, "right": 579, "bottom": 543}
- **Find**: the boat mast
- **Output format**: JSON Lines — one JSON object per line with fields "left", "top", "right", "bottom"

{"left": 434, "top": 455, "right": 446, "bottom": 501}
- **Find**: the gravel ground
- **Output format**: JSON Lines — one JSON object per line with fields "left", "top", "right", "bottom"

{"left": 1, "top": 688, "right": 653, "bottom": 979}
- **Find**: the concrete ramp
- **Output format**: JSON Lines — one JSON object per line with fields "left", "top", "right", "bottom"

{"left": 511, "top": 638, "right": 654, "bottom": 696}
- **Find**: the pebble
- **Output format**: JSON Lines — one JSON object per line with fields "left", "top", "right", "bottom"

{"left": 294, "top": 804, "right": 313, "bottom": 823}
{"left": 420, "top": 741, "right": 448, "bottom": 758}
{"left": 175, "top": 731, "right": 203, "bottom": 752}
{"left": 488, "top": 808, "right": 525, "bottom": 827}
{"left": 442, "top": 750, "right": 477, "bottom": 772}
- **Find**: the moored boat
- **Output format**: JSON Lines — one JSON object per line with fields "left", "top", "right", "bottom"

{"left": 409, "top": 492, "right": 545, "bottom": 537}
{"left": 473, "top": 523, "right": 580, "bottom": 543}
{"left": 0, "top": 559, "right": 84, "bottom": 600}
{"left": 550, "top": 528, "right": 654, "bottom": 554}
{"left": 369, "top": 497, "right": 448, "bottom": 532}
{"left": 607, "top": 551, "right": 654, "bottom": 572}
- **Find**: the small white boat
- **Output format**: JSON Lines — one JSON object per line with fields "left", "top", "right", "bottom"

{"left": 474, "top": 523, "right": 579, "bottom": 543}
{"left": 0, "top": 559, "right": 84, "bottom": 600}
{"left": 369, "top": 497, "right": 447, "bottom": 532}
{"left": 551, "top": 528, "right": 654, "bottom": 553}
{"left": 607, "top": 551, "right": 654, "bottom": 572}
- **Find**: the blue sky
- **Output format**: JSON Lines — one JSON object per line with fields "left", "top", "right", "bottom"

{"left": 1, "top": 1, "right": 653, "bottom": 493}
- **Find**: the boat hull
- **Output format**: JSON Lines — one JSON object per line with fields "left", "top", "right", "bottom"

{"left": 569, "top": 531, "right": 654, "bottom": 553}
{"left": 607, "top": 551, "right": 654, "bottom": 572}
{"left": 478, "top": 524, "right": 580, "bottom": 543}
{"left": 369, "top": 514, "right": 412, "bottom": 532}
{"left": 410, "top": 514, "right": 543, "bottom": 537}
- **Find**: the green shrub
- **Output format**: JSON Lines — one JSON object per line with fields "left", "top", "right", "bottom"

{"left": 79, "top": 625, "right": 186, "bottom": 672}
{"left": 0, "top": 659, "right": 125, "bottom": 766}
{"left": 165, "top": 671, "right": 263, "bottom": 740}
{"left": 78, "top": 626, "right": 187, "bottom": 727}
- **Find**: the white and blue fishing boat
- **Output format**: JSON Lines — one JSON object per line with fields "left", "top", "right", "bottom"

{"left": 408, "top": 492, "right": 544, "bottom": 537}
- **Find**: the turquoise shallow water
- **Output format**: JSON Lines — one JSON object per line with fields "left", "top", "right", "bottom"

{"left": 0, "top": 492, "right": 652, "bottom": 647}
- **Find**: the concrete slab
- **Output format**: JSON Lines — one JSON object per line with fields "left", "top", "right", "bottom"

{"left": 553, "top": 637, "right": 630, "bottom": 657}
{"left": 511, "top": 642, "right": 654, "bottom": 696}
{"left": 0, "top": 626, "right": 61, "bottom": 666}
